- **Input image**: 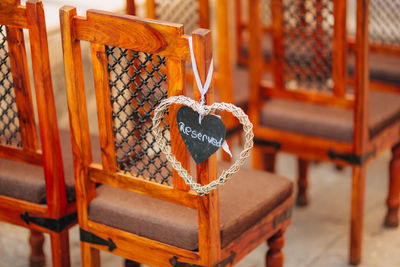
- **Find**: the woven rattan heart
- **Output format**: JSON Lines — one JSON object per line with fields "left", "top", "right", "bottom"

{"left": 152, "top": 96, "right": 254, "bottom": 195}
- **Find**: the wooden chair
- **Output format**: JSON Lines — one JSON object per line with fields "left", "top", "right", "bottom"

{"left": 129, "top": 0, "right": 248, "bottom": 161}
{"left": 0, "top": 1, "right": 77, "bottom": 266}
{"left": 60, "top": 6, "right": 294, "bottom": 267}
{"left": 249, "top": 0, "right": 400, "bottom": 264}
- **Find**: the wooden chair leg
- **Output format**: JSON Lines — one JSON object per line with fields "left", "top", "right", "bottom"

{"left": 266, "top": 230, "right": 285, "bottom": 267}
{"left": 50, "top": 230, "right": 71, "bottom": 267}
{"left": 81, "top": 241, "right": 100, "bottom": 267}
{"left": 385, "top": 143, "right": 400, "bottom": 227}
{"left": 252, "top": 146, "right": 264, "bottom": 170}
{"left": 263, "top": 151, "right": 276, "bottom": 173}
{"left": 124, "top": 259, "right": 141, "bottom": 267}
{"left": 252, "top": 146, "right": 277, "bottom": 172}
{"left": 296, "top": 158, "right": 310, "bottom": 206}
{"left": 29, "top": 230, "right": 45, "bottom": 267}
{"left": 349, "top": 165, "right": 367, "bottom": 265}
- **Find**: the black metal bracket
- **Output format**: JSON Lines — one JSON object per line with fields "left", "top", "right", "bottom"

{"left": 273, "top": 207, "right": 292, "bottom": 229}
{"left": 20, "top": 211, "right": 77, "bottom": 233}
{"left": 254, "top": 138, "right": 281, "bottom": 150}
{"left": 80, "top": 228, "right": 116, "bottom": 252}
{"left": 169, "top": 251, "right": 236, "bottom": 267}
{"left": 327, "top": 148, "right": 376, "bottom": 166}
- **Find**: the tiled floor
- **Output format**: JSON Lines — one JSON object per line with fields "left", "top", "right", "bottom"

{"left": 1, "top": 150, "right": 400, "bottom": 267}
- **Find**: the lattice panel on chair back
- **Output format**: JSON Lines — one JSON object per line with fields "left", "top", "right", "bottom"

{"left": 155, "top": 0, "right": 199, "bottom": 34}
{"left": 106, "top": 46, "right": 172, "bottom": 185}
{"left": 0, "top": 25, "right": 21, "bottom": 147}
{"left": 369, "top": 0, "right": 400, "bottom": 46}
{"left": 282, "top": 0, "right": 334, "bottom": 92}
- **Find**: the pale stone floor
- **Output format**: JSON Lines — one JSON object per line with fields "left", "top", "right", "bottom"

{"left": 1, "top": 150, "right": 400, "bottom": 267}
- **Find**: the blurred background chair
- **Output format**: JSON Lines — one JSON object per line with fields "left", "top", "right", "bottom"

{"left": 127, "top": 0, "right": 249, "bottom": 161}
{"left": 0, "top": 0, "right": 77, "bottom": 266}
{"left": 60, "top": 6, "right": 293, "bottom": 266}
{"left": 248, "top": 0, "right": 400, "bottom": 264}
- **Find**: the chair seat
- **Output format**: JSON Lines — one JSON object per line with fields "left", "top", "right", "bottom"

{"left": 0, "top": 130, "right": 99, "bottom": 204}
{"left": 88, "top": 162, "right": 293, "bottom": 250}
{"left": 260, "top": 91, "right": 400, "bottom": 143}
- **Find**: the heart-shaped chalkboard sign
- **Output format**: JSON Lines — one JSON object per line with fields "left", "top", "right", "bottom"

{"left": 177, "top": 106, "right": 226, "bottom": 164}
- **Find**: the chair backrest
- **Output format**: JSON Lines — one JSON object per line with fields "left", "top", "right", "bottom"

{"left": 0, "top": 0, "right": 66, "bottom": 213}
{"left": 60, "top": 7, "right": 222, "bottom": 259}
{"left": 250, "top": 0, "right": 353, "bottom": 108}
{"left": 249, "top": 0, "right": 370, "bottom": 148}
{"left": 348, "top": 0, "right": 400, "bottom": 56}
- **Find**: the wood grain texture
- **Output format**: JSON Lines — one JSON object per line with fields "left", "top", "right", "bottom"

{"left": 167, "top": 57, "right": 191, "bottom": 191}
{"left": 88, "top": 164, "right": 199, "bottom": 209}
{"left": 27, "top": 0, "right": 68, "bottom": 216}
{"left": 60, "top": 6, "right": 95, "bottom": 227}
{"left": 91, "top": 43, "right": 117, "bottom": 172}
{"left": 0, "top": 0, "right": 28, "bottom": 28}
{"left": 6, "top": 27, "right": 39, "bottom": 151}
{"left": 86, "top": 222, "right": 201, "bottom": 266}
{"left": 385, "top": 143, "right": 400, "bottom": 227}
{"left": 74, "top": 10, "right": 191, "bottom": 61}
{"left": 192, "top": 29, "right": 221, "bottom": 266}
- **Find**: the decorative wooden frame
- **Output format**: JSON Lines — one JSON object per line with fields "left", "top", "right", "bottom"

{"left": 0, "top": 1, "right": 75, "bottom": 266}
{"left": 60, "top": 7, "right": 293, "bottom": 266}
{"left": 249, "top": 0, "right": 400, "bottom": 265}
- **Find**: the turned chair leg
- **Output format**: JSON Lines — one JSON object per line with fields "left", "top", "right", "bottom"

{"left": 297, "top": 158, "right": 310, "bottom": 206}
{"left": 385, "top": 143, "right": 400, "bottom": 227}
{"left": 349, "top": 165, "right": 367, "bottom": 265}
{"left": 50, "top": 230, "right": 71, "bottom": 267}
{"left": 264, "top": 152, "right": 276, "bottom": 173}
{"left": 266, "top": 230, "right": 285, "bottom": 267}
{"left": 125, "top": 259, "right": 141, "bottom": 267}
{"left": 81, "top": 241, "right": 100, "bottom": 267}
{"left": 29, "top": 230, "right": 45, "bottom": 267}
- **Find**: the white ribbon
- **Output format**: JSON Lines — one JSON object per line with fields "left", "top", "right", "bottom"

{"left": 188, "top": 36, "right": 214, "bottom": 124}
{"left": 188, "top": 37, "right": 232, "bottom": 158}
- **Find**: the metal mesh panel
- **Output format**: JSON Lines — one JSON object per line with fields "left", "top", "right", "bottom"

{"left": 369, "top": 0, "right": 400, "bottom": 46}
{"left": 0, "top": 25, "right": 22, "bottom": 147}
{"left": 282, "top": 0, "right": 334, "bottom": 92}
{"left": 106, "top": 46, "right": 172, "bottom": 185}
{"left": 155, "top": 0, "right": 199, "bottom": 34}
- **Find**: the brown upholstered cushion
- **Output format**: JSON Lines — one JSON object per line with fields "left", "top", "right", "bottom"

{"left": 260, "top": 91, "right": 400, "bottom": 142}
{"left": 88, "top": 162, "right": 293, "bottom": 250}
{"left": 0, "top": 130, "right": 100, "bottom": 204}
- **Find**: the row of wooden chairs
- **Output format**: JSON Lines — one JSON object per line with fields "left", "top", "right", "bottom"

{"left": 0, "top": 0, "right": 293, "bottom": 266}
{"left": 134, "top": 0, "right": 400, "bottom": 264}
{"left": 247, "top": 0, "right": 400, "bottom": 265}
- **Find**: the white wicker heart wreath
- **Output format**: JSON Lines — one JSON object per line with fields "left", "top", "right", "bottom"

{"left": 152, "top": 95, "right": 254, "bottom": 195}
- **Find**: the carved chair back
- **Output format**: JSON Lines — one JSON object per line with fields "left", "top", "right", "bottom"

{"left": 0, "top": 0, "right": 67, "bottom": 214}
{"left": 60, "top": 7, "right": 222, "bottom": 265}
